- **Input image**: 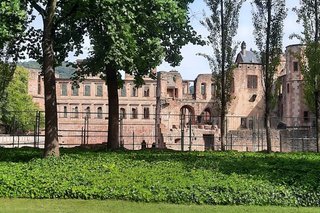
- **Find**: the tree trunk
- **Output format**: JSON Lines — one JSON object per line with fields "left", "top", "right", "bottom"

{"left": 106, "top": 68, "right": 119, "bottom": 150}
{"left": 220, "top": 0, "right": 226, "bottom": 151}
{"left": 43, "top": 0, "right": 60, "bottom": 157}
{"left": 264, "top": 0, "right": 272, "bottom": 153}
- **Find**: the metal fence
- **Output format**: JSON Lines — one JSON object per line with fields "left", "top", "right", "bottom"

{"left": 0, "top": 110, "right": 318, "bottom": 152}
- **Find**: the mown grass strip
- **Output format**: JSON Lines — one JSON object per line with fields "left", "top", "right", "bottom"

{"left": 0, "top": 199, "right": 319, "bottom": 213}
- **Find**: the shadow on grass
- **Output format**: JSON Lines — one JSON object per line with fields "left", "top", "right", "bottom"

{"left": 123, "top": 150, "right": 320, "bottom": 189}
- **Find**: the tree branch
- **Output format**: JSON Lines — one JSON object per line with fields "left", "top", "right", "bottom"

{"left": 29, "top": 0, "right": 45, "bottom": 18}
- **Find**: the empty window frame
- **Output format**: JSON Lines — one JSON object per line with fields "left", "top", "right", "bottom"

{"left": 132, "top": 87, "right": 138, "bottom": 97}
{"left": 131, "top": 108, "right": 138, "bottom": 119}
{"left": 72, "top": 86, "right": 79, "bottom": 96}
{"left": 85, "top": 106, "right": 91, "bottom": 118}
{"left": 304, "top": 111, "right": 309, "bottom": 122}
{"left": 143, "top": 86, "right": 150, "bottom": 97}
{"left": 240, "top": 117, "right": 247, "bottom": 128}
{"left": 97, "top": 107, "right": 103, "bottom": 119}
{"left": 63, "top": 106, "right": 67, "bottom": 118}
{"left": 247, "top": 75, "right": 258, "bottom": 89}
{"left": 120, "top": 108, "right": 126, "bottom": 119}
{"left": 71, "top": 106, "right": 79, "bottom": 118}
{"left": 96, "top": 84, "right": 103, "bottom": 97}
{"left": 293, "top": 61, "right": 299, "bottom": 72}
{"left": 143, "top": 107, "right": 150, "bottom": 119}
{"left": 201, "top": 83, "right": 206, "bottom": 95}
{"left": 84, "top": 84, "right": 91, "bottom": 96}
{"left": 61, "top": 83, "right": 68, "bottom": 96}
{"left": 120, "top": 85, "right": 126, "bottom": 97}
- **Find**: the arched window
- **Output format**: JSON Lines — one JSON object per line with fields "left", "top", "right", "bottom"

{"left": 180, "top": 105, "right": 195, "bottom": 126}
{"left": 85, "top": 106, "right": 91, "bottom": 118}
{"left": 120, "top": 108, "right": 126, "bottom": 119}
{"left": 71, "top": 106, "right": 79, "bottom": 118}
{"left": 131, "top": 108, "right": 138, "bottom": 119}
{"left": 63, "top": 106, "right": 67, "bottom": 118}
{"left": 203, "top": 109, "right": 211, "bottom": 124}
{"left": 97, "top": 107, "right": 103, "bottom": 119}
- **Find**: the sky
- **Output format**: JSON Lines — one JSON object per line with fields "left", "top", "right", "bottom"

{"left": 31, "top": 0, "right": 302, "bottom": 80}
{"left": 157, "top": 0, "right": 302, "bottom": 80}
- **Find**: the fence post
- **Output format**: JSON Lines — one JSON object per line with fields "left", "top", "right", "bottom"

{"left": 213, "top": 134, "right": 215, "bottom": 151}
{"left": 133, "top": 131, "right": 135, "bottom": 150}
{"left": 230, "top": 134, "right": 233, "bottom": 150}
{"left": 279, "top": 131, "right": 282, "bottom": 152}
{"left": 189, "top": 116, "right": 192, "bottom": 151}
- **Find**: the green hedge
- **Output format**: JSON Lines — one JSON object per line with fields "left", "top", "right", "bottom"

{"left": 0, "top": 148, "right": 320, "bottom": 206}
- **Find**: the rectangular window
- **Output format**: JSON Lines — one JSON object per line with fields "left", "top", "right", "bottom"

{"left": 84, "top": 84, "right": 91, "bottom": 96}
{"left": 97, "top": 107, "right": 103, "bottom": 119}
{"left": 304, "top": 111, "right": 309, "bottom": 122}
{"left": 132, "top": 87, "right": 138, "bottom": 97}
{"left": 63, "top": 106, "right": 67, "bottom": 118}
{"left": 247, "top": 75, "right": 258, "bottom": 89}
{"left": 143, "top": 107, "right": 150, "bottom": 119}
{"left": 293, "top": 61, "right": 299, "bottom": 72}
{"left": 240, "top": 117, "right": 247, "bottom": 129}
{"left": 143, "top": 86, "right": 150, "bottom": 97}
{"left": 287, "top": 83, "right": 290, "bottom": 93}
{"left": 201, "top": 83, "right": 206, "bottom": 95}
{"left": 72, "top": 86, "right": 79, "bottom": 96}
{"left": 96, "top": 84, "right": 103, "bottom": 97}
{"left": 61, "top": 83, "right": 68, "bottom": 96}
{"left": 121, "top": 85, "right": 126, "bottom": 97}
{"left": 131, "top": 108, "right": 138, "bottom": 119}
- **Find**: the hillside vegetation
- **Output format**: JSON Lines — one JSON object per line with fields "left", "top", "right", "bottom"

{"left": 0, "top": 148, "right": 319, "bottom": 207}
{"left": 19, "top": 61, "right": 75, "bottom": 78}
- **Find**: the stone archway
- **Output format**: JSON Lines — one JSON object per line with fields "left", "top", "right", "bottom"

{"left": 180, "top": 105, "right": 195, "bottom": 126}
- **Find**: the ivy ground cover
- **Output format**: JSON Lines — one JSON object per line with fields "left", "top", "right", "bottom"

{"left": 0, "top": 148, "right": 320, "bottom": 206}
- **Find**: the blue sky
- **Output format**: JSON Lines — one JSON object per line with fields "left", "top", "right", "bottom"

{"left": 158, "top": 0, "right": 302, "bottom": 80}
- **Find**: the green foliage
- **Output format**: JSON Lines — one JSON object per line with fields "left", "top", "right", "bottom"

{"left": 252, "top": 0, "right": 286, "bottom": 102}
{"left": 74, "top": 0, "right": 202, "bottom": 86}
{"left": 1, "top": 149, "right": 320, "bottom": 207}
{"left": 198, "top": 0, "right": 244, "bottom": 111}
{"left": 293, "top": 1, "right": 320, "bottom": 113}
{"left": 0, "top": 66, "right": 40, "bottom": 132}
{"left": 0, "top": 0, "right": 26, "bottom": 48}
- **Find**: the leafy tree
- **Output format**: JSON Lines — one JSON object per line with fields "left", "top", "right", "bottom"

{"left": 0, "top": 0, "right": 27, "bottom": 114}
{"left": 73, "top": 0, "right": 203, "bottom": 149}
{"left": 293, "top": 0, "right": 320, "bottom": 152}
{"left": 26, "top": 0, "right": 85, "bottom": 157}
{"left": 199, "top": 0, "right": 244, "bottom": 151}
{"left": 252, "top": 0, "right": 286, "bottom": 153}
{"left": 1, "top": 66, "right": 40, "bottom": 132}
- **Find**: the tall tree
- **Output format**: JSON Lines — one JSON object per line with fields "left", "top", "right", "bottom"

{"left": 26, "top": 0, "right": 85, "bottom": 157}
{"left": 0, "top": 0, "right": 27, "bottom": 123}
{"left": 199, "top": 0, "right": 244, "bottom": 151}
{"left": 293, "top": 0, "right": 320, "bottom": 152}
{"left": 1, "top": 66, "right": 40, "bottom": 133}
{"left": 73, "top": 0, "right": 203, "bottom": 150}
{"left": 252, "top": 0, "right": 286, "bottom": 153}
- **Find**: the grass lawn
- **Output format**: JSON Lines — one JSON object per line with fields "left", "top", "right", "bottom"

{"left": 0, "top": 199, "right": 319, "bottom": 213}
{"left": 0, "top": 148, "right": 320, "bottom": 206}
